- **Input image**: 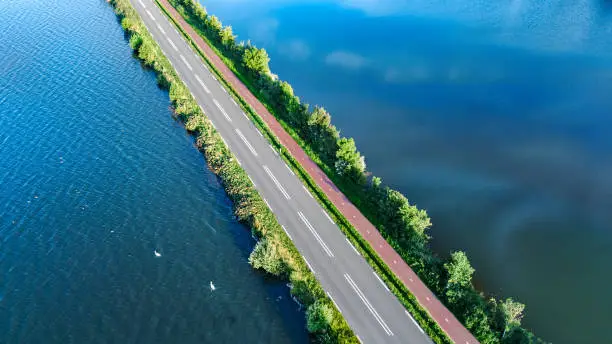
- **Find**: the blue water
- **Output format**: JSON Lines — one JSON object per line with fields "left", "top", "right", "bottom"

{"left": 199, "top": 0, "right": 612, "bottom": 342}
{"left": 0, "top": 0, "right": 308, "bottom": 343}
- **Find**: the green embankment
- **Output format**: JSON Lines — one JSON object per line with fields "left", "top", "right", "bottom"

{"left": 108, "top": 0, "right": 358, "bottom": 342}
{"left": 161, "top": 1, "right": 545, "bottom": 343}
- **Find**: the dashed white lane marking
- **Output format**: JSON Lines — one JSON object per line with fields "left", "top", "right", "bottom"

{"left": 303, "top": 185, "right": 314, "bottom": 199}
{"left": 179, "top": 54, "right": 193, "bottom": 71}
{"left": 211, "top": 75, "right": 217, "bottom": 82}
{"left": 247, "top": 175, "right": 256, "bottom": 187}
{"left": 284, "top": 162, "right": 295, "bottom": 176}
{"left": 167, "top": 37, "right": 178, "bottom": 51}
{"left": 263, "top": 198, "right": 272, "bottom": 211}
{"left": 304, "top": 258, "right": 315, "bottom": 273}
{"left": 327, "top": 292, "right": 342, "bottom": 313}
{"left": 235, "top": 129, "right": 258, "bottom": 157}
{"left": 344, "top": 274, "right": 393, "bottom": 336}
{"left": 322, "top": 210, "right": 334, "bottom": 224}
{"left": 156, "top": 23, "right": 166, "bottom": 35}
{"left": 138, "top": 0, "right": 145, "bottom": 7}
{"left": 213, "top": 99, "right": 232, "bottom": 123}
{"left": 195, "top": 75, "right": 210, "bottom": 94}
{"left": 297, "top": 211, "right": 334, "bottom": 257}
{"left": 373, "top": 272, "right": 390, "bottom": 292}
{"left": 346, "top": 238, "right": 359, "bottom": 255}
{"left": 404, "top": 310, "right": 425, "bottom": 335}
{"left": 146, "top": 9, "right": 155, "bottom": 21}
{"left": 281, "top": 225, "right": 292, "bottom": 240}
{"left": 263, "top": 165, "right": 291, "bottom": 200}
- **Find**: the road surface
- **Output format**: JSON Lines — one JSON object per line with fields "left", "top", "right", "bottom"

{"left": 129, "top": 0, "right": 434, "bottom": 343}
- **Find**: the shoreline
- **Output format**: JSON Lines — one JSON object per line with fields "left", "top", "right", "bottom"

{"left": 158, "top": 0, "right": 544, "bottom": 343}
{"left": 107, "top": 0, "right": 358, "bottom": 342}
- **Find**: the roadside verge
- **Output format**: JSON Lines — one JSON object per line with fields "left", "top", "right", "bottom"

{"left": 153, "top": 0, "right": 473, "bottom": 343}
{"left": 109, "top": 0, "right": 358, "bottom": 342}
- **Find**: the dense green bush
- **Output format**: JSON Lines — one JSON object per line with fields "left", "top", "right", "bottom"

{"left": 108, "top": 0, "right": 357, "bottom": 342}
{"left": 164, "top": 0, "right": 545, "bottom": 342}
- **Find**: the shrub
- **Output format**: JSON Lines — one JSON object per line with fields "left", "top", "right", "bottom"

{"left": 161, "top": 0, "right": 544, "bottom": 342}
{"left": 248, "top": 238, "right": 288, "bottom": 276}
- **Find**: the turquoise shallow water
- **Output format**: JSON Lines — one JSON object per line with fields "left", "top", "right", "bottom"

{"left": 199, "top": 0, "right": 612, "bottom": 343}
{"left": 0, "top": 0, "right": 308, "bottom": 343}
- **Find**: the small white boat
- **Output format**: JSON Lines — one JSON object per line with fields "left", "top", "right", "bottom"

{"left": 154, "top": 250, "right": 161, "bottom": 257}
{"left": 210, "top": 281, "right": 216, "bottom": 291}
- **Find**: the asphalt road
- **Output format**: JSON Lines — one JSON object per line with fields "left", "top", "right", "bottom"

{"left": 131, "top": 1, "right": 433, "bottom": 343}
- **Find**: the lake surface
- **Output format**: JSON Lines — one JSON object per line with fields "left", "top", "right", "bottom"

{"left": 0, "top": 0, "right": 308, "bottom": 343}
{"left": 198, "top": 0, "right": 612, "bottom": 343}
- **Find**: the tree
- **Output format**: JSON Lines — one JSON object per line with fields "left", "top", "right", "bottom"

{"left": 248, "top": 239, "right": 287, "bottom": 276}
{"left": 306, "top": 107, "right": 339, "bottom": 161}
{"left": 137, "top": 38, "right": 158, "bottom": 66}
{"left": 335, "top": 137, "right": 366, "bottom": 184}
{"left": 444, "top": 251, "right": 475, "bottom": 308}
{"left": 493, "top": 298, "right": 525, "bottom": 339}
{"left": 445, "top": 251, "right": 474, "bottom": 287}
{"left": 463, "top": 305, "right": 497, "bottom": 344}
{"left": 242, "top": 46, "right": 270, "bottom": 77}
{"left": 219, "top": 26, "right": 236, "bottom": 48}
{"left": 502, "top": 326, "right": 541, "bottom": 344}
{"left": 206, "top": 15, "right": 223, "bottom": 36}
{"left": 306, "top": 300, "right": 334, "bottom": 333}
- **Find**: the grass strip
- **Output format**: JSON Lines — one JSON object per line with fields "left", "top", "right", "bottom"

{"left": 154, "top": 1, "right": 452, "bottom": 343}
{"left": 108, "top": 0, "right": 358, "bottom": 342}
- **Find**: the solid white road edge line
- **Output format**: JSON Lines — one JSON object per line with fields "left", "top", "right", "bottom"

{"left": 373, "top": 272, "right": 390, "bottom": 292}
{"left": 405, "top": 310, "right": 425, "bottom": 335}
{"left": 247, "top": 175, "right": 256, "bottom": 187}
{"left": 269, "top": 144, "right": 279, "bottom": 156}
{"left": 344, "top": 273, "right": 394, "bottom": 336}
{"left": 297, "top": 211, "right": 334, "bottom": 257}
{"left": 284, "top": 162, "right": 295, "bottom": 176}
{"left": 327, "top": 292, "right": 342, "bottom": 314}
{"left": 264, "top": 198, "right": 273, "bottom": 211}
{"left": 346, "top": 238, "right": 359, "bottom": 255}
{"left": 304, "top": 258, "right": 315, "bottom": 273}
{"left": 281, "top": 225, "right": 292, "bottom": 240}
{"left": 323, "top": 210, "right": 334, "bottom": 224}
{"left": 302, "top": 185, "right": 314, "bottom": 199}
{"left": 219, "top": 135, "right": 228, "bottom": 148}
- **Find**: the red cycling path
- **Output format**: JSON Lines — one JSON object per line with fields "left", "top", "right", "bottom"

{"left": 156, "top": 1, "right": 478, "bottom": 342}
